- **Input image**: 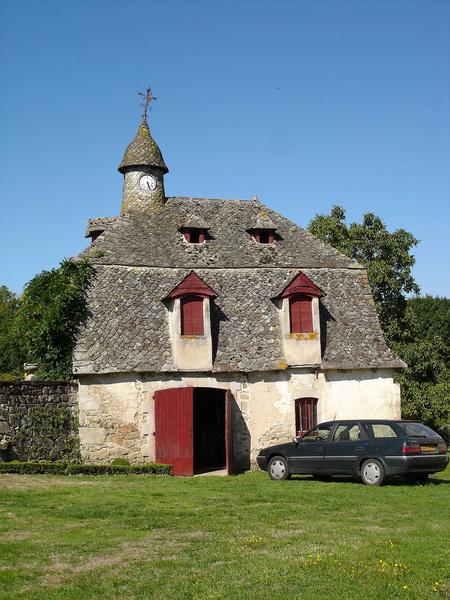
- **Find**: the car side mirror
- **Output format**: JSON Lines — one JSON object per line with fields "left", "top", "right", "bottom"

{"left": 293, "top": 436, "right": 301, "bottom": 445}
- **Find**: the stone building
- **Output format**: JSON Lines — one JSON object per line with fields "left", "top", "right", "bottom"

{"left": 74, "top": 115, "right": 405, "bottom": 475}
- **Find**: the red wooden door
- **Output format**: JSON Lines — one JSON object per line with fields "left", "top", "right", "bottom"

{"left": 225, "top": 390, "right": 234, "bottom": 475}
{"left": 155, "top": 388, "right": 194, "bottom": 476}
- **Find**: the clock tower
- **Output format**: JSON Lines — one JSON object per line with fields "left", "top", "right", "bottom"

{"left": 118, "top": 115, "right": 169, "bottom": 216}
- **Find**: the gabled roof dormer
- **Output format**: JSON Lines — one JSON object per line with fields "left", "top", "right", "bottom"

{"left": 166, "top": 271, "right": 216, "bottom": 299}
{"left": 164, "top": 272, "right": 216, "bottom": 371}
{"left": 247, "top": 210, "right": 279, "bottom": 244}
{"left": 274, "top": 272, "right": 323, "bottom": 366}
{"left": 179, "top": 213, "right": 210, "bottom": 244}
{"left": 279, "top": 272, "right": 323, "bottom": 298}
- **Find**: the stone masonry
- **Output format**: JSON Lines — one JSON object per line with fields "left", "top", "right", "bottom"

{"left": 0, "top": 381, "right": 79, "bottom": 462}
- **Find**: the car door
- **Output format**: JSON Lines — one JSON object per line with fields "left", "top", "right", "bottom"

{"left": 324, "top": 422, "right": 369, "bottom": 474}
{"left": 289, "top": 423, "right": 334, "bottom": 474}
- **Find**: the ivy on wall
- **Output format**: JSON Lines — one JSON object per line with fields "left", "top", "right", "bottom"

{"left": 1, "top": 382, "right": 80, "bottom": 463}
{"left": 9, "top": 402, "right": 80, "bottom": 462}
{"left": 13, "top": 259, "right": 94, "bottom": 380}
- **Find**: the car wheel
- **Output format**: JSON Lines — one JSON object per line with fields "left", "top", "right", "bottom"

{"left": 268, "top": 456, "right": 291, "bottom": 481}
{"left": 360, "top": 459, "right": 385, "bottom": 486}
{"left": 405, "top": 473, "right": 429, "bottom": 485}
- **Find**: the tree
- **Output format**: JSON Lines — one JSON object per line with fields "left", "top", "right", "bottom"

{"left": 13, "top": 259, "right": 93, "bottom": 380}
{"left": 308, "top": 206, "right": 449, "bottom": 431}
{"left": 397, "top": 297, "right": 450, "bottom": 430}
{"left": 0, "top": 286, "right": 25, "bottom": 379}
{"left": 308, "top": 206, "right": 419, "bottom": 342}
{"left": 407, "top": 295, "right": 450, "bottom": 346}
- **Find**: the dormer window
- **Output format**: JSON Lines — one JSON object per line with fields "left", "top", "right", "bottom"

{"left": 274, "top": 272, "right": 323, "bottom": 366}
{"left": 251, "top": 228, "right": 275, "bottom": 244}
{"left": 165, "top": 272, "right": 216, "bottom": 370}
{"left": 182, "top": 228, "right": 206, "bottom": 244}
{"left": 248, "top": 211, "right": 278, "bottom": 244}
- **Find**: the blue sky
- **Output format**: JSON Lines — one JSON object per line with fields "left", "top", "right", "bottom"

{"left": 1, "top": 0, "right": 449, "bottom": 296}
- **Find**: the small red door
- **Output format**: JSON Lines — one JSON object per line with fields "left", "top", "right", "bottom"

{"left": 225, "top": 390, "right": 234, "bottom": 475}
{"left": 155, "top": 388, "right": 194, "bottom": 476}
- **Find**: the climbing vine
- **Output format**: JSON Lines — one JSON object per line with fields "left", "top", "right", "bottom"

{"left": 13, "top": 259, "right": 94, "bottom": 380}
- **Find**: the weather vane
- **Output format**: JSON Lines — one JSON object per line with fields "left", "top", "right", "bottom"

{"left": 138, "top": 87, "right": 157, "bottom": 121}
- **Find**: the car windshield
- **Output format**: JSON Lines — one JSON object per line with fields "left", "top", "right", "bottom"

{"left": 398, "top": 422, "right": 438, "bottom": 438}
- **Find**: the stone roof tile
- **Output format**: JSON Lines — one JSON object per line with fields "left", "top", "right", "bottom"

{"left": 79, "top": 197, "right": 359, "bottom": 269}
{"left": 73, "top": 265, "right": 405, "bottom": 374}
{"left": 118, "top": 119, "right": 168, "bottom": 174}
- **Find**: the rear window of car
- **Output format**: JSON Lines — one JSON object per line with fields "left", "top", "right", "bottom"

{"left": 398, "top": 423, "right": 438, "bottom": 437}
{"left": 368, "top": 424, "right": 398, "bottom": 438}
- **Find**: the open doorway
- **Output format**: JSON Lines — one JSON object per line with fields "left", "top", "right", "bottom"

{"left": 193, "top": 388, "right": 226, "bottom": 473}
{"left": 154, "top": 386, "right": 233, "bottom": 476}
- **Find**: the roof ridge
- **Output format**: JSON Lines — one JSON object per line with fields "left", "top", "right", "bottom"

{"left": 168, "top": 196, "right": 250, "bottom": 203}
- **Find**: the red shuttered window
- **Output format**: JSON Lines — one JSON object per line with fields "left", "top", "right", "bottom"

{"left": 181, "top": 296, "right": 204, "bottom": 335}
{"left": 295, "top": 398, "right": 318, "bottom": 436}
{"left": 252, "top": 229, "right": 274, "bottom": 244}
{"left": 183, "top": 229, "right": 206, "bottom": 243}
{"left": 289, "top": 296, "right": 313, "bottom": 333}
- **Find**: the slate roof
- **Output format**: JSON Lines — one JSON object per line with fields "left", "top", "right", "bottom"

{"left": 74, "top": 196, "right": 404, "bottom": 374}
{"left": 250, "top": 209, "right": 278, "bottom": 230}
{"left": 118, "top": 119, "right": 169, "bottom": 174}
{"left": 85, "top": 217, "right": 119, "bottom": 239}
{"left": 78, "top": 197, "right": 358, "bottom": 269}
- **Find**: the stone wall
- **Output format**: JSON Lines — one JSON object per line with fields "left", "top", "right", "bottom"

{"left": 0, "top": 381, "right": 80, "bottom": 462}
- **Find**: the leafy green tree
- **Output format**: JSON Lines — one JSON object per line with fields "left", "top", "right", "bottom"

{"left": 397, "top": 297, "right": 450, "bottom": 430}
{"left": 308, "top": 206, "right": 449, "bottom": 431}
{"left": 407, "top": 295, "right": 450, "bottom": 346}
{"left": 0, "top": 285, "right": 25, "bottom": 379}
{"left": 13, "top": 260, "right": 93, "bottom": 380}
{"left": 308, "top": 206, "right": 419, "bottom": 342}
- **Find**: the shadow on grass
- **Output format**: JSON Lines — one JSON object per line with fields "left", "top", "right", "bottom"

{"left": 286, "top": 475, "right": 450, "bottom": 486}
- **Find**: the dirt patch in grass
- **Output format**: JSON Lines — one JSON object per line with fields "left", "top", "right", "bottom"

{"left": 364, "top": 525, "right": 388, "bottom": 532}
{"left": 38, "top": 530, "right": 209, "bottom": 588}
{"left": 269, "top": 528, "right": 306, "bottom": 538}
{"left": 0, "top": 475, "right": 97, "bottom": 491}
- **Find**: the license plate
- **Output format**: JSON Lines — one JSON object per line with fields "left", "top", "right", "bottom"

{"left": 421, "top": 445, "right": 437, "bottom": 453}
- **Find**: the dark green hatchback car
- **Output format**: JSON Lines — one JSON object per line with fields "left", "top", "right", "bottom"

{"left": 256, "top": 420, "right": 448, "bottom": 485}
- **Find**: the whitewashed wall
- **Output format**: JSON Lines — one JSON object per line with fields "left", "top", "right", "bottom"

{"left": 78, "top": 368, "right": 401, "bottom": 466}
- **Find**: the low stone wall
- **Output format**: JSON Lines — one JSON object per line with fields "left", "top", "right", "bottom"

{"left": 0, "top": 381, "right": 80, "bottom": 462}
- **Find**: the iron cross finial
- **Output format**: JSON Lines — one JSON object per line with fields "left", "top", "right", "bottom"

{"left": 138, "top": 87, "right": 157, "bottom": 121}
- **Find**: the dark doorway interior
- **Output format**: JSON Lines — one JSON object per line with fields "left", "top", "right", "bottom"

{"left": 193, "top": 388, "right": 226, "bottom": 473}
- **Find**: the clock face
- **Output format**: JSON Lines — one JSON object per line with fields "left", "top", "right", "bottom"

{"left": 139, "top": 174, "right": 157, "bottom": 192}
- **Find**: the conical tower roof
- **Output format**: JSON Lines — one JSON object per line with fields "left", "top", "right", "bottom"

{"left": 118, "top": 118, "right": 169, "bottom": 174}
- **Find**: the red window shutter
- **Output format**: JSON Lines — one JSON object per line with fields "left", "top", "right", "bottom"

{"left": 184, "top": 230, "right": 191, "bottom": 242}
{"left": 289, "top": 296, "right": 313, "bottom": 333}
{"left": 198, "top": 231, "right": 205, "bottom": 243}
{"left": 253, "top": 230, "right": 261, "bottom": 243}
{"left": 295, "top": 398, "right": 318, "bottom": 435}
{"left": 181, "top": 296, "right": 204, "bottom": 335}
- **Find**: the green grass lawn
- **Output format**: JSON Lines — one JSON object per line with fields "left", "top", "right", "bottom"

{"left": 0, "top": 466, "right": 449, "bottom": 600}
